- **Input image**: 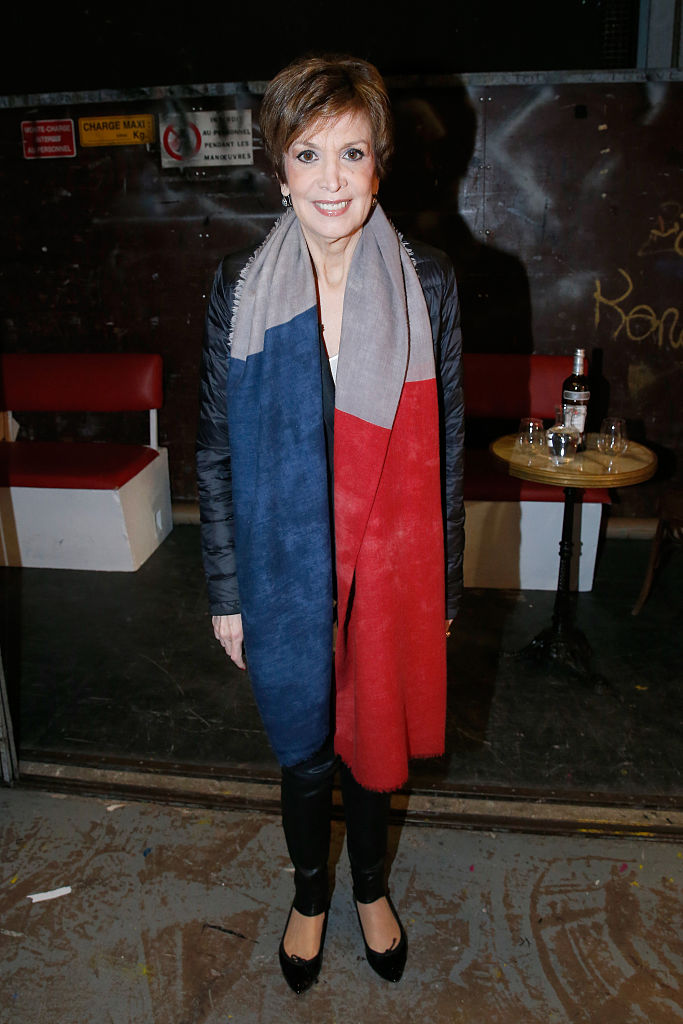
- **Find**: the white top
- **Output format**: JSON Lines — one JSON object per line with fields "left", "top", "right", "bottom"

{"left": 329, "top": 353, "right": 338, "bottom": 385}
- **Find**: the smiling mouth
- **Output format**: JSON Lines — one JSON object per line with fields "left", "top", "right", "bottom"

{"left": 314, "top": 199, "right": 352, "bottom": 214}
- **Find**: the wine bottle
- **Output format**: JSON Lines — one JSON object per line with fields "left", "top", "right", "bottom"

{"left": 562, "top": 348, "right": 590, "bottom": 450}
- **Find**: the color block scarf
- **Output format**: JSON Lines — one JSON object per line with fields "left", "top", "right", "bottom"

{"left": 227, "top": 205, "right": 446, "bottom": 791}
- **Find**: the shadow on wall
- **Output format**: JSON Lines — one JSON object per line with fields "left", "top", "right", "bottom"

{"left": 381, "top": 85, "right": 533, "bottom": 760}
{"left": 384, "top": 82, "right": 533, "bottom": 355}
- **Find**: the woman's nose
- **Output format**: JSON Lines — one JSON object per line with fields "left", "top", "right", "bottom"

{"left": 319, "top": 158, "right": 346, "bottom": 191}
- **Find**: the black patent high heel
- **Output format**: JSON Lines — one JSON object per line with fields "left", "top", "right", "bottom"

{"left": 355, "top": 894, "right": 407, "bottom": 983}
{"left": 278, "top": 905, "right": 329, "bottom": 995}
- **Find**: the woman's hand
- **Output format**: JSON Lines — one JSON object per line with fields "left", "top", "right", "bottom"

{"left": 212, "top": 613, "right": 246, "bottom": 670}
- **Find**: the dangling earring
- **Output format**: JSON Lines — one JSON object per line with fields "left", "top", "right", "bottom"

{"left": 371, "top": 193, "right": 378, "bottom": 209}
{"left": 281, "top": 193, "right": 292, "bottom": 208}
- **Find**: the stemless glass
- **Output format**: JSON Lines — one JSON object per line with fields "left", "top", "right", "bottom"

{"left": 546, "top": 423, "right": 580, "bottom": 464}
{"left": 517, "top": 417, "right": 546, "bottom": 451}
{"left": 597, "top": 417, "right": 627, "bottom": 456}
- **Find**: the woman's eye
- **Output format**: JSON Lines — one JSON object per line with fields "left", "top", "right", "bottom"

{"left": 296, "top": 150, "right": 317, "bottom": 163}
{"left": 344, "top": 148, "right": 365, "bottom": 161}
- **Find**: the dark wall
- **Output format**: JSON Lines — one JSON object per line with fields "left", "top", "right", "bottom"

{"left": 4, "top": 1, "right": 639, "bottom": 95}
{"left": 1, "top": 72, "right": 681, "bottom": 514}
{"left": 387, "top": 78, "right": 682, "bottom": 516}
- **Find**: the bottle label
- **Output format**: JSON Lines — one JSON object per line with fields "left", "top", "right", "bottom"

{"left": 563, "top": 389, "right": 590, "bottom": 401}
{"left": 563, "top": 403, "right": 588, "bottom": 433}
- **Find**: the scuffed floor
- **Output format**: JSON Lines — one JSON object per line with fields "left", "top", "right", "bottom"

{"left": 1, "top": 787, "right": 681, "bottom": 1023}
{"left": 5, "top": 531, "right": 682, "bottom": 804}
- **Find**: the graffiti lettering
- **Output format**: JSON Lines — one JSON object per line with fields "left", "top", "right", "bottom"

{"left": 637, "top": 201, "right": 683, "bottom": 258}
{"left": 594, "top": 268, "right": 682, "bottom": 349}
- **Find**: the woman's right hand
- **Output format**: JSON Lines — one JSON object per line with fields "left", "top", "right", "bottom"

{"left": 212, "top": 613, "right": 246, "bottom": 670}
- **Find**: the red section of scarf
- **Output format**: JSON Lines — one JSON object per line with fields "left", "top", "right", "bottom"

{"left": 333, "top": 378, "right": 447, "bottom": 792}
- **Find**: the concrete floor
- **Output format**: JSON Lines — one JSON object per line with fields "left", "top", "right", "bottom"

{"left": 2, "top": 785, "right": 682, "bottom": 1023}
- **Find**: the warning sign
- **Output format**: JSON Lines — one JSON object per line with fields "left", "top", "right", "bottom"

{"left": 78, "top": 114, "right": 155, "bottom": 147}
{"left": 21, "top": 119, "right": 76, "bottom": 159}
{"left": 159, "top": 110, "right": 253, "bottom": 168}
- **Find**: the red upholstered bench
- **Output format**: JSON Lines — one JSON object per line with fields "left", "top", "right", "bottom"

{"left": 0, "top": 353, "right": 172, "bottom": 571}
{"left": 462, "top": 353, "right": 610, "bottom": 590}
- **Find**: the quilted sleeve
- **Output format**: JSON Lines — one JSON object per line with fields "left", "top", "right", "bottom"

{"left": 196, "top": 260, "right": 242, "bottom": 615}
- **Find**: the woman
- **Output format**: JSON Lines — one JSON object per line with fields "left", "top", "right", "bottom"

{"left": 197, "top": 54, "right": 464, "bottom": 994}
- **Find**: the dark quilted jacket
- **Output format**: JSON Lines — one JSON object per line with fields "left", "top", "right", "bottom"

{"left": 196, "top": 235, "right": 465, "bottom": 619}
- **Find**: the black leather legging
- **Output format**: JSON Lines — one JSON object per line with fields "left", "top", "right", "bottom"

{"left": 280, "top": 736, "right": 391, "bottom": 916}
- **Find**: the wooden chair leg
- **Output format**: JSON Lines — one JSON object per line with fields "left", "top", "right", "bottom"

{"left": 632, "top": 519, "right": 664, "bottom": 615}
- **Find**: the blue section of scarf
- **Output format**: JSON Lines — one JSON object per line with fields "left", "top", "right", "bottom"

{"left": 226, "top": 305, "right": 334, "bottom": 766}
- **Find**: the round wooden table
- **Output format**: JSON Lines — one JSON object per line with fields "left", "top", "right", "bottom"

{"left": 491, "top": 434, "right": 657, "bottom": 491}
{"left": 490, "top": 433, "right": 657, "bottom": 679}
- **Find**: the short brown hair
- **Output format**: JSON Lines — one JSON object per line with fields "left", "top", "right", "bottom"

{"left": 259, "top": 54, "right": 394, "bottom": 182}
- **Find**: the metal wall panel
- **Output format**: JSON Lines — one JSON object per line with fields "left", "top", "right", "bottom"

{"left": 1, "top": 73, "right": 681, "bottom": 513}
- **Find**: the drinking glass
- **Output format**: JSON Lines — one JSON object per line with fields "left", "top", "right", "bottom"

{"left": 546, "top": 423, "right": 579, "bottom": 464}
{"left": 516, "top": 417, "right": 545, "bottom": 451}
{"left": 597, "top": 417, "right": 627, "bottom": 456}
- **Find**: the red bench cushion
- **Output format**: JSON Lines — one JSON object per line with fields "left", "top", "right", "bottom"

{"left": 464, "top": 450, "right": 610, "bottom": 504}
{"left": 0, "top": 441, "right": 158, "bottom": 489}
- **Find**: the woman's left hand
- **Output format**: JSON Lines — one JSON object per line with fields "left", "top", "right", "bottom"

{"left": 212, "top": 613, "right": 246, "bottom": 669}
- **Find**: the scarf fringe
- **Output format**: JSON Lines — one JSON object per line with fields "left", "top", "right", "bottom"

{"left": 336, "top": 750, "right": 446, "bottom": 793}
{"left": 228, "top": 211, "right": 418, "bottom": 348}
{"left": 228, "top": 212, "right": 291, "bottom": 348}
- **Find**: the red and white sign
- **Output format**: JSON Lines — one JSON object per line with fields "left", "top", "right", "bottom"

{"left": 162, "top": 121, "right": 202, "bottom": 162}
{"left": 159, "top": 111, "right": 252, "bottom": 168}
{"left": 21, "top": 119, "right": 77, "bottom": 159}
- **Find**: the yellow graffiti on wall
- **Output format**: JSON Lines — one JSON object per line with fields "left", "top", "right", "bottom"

{"left": 637, "top": 201, "right": 683, "bottom": 258}
{"left": 594, "top": 268, "right": 682, "bottom": 349}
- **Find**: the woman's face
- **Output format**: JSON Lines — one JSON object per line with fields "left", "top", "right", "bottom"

{"left": 281, "top": 110, "right": 380, "bottom": 250}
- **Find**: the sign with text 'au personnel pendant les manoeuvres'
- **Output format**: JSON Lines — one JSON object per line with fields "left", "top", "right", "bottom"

{"left": 159, "top": 110, "right": 253, "bottom": 168}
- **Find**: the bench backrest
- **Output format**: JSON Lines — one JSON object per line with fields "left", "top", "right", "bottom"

{"left": 0, "top": 353, "right": 163, "bottom": 450}
{"left": 463, "top": 353, "right": 574, "bottom": 420}
{"left": 0, "top": 353, "right": 163, "bottom": 412}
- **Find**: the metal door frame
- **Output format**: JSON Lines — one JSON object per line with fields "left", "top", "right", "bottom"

{"left": 0, "top": 647, "right": 18, "bottom": 784}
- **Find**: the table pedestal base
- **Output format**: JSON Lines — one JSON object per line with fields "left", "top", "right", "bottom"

{"left": 514, "top": 622, "right": 594, "bottom": 678}
{"left": 509, "top": 486, "right": 604, "bottom": 684}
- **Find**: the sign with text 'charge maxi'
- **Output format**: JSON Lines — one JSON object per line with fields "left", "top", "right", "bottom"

{"left": 78, "top": 114, "right": 155, "bottom": 147}
{"left": 159, "top": 110, "right": 252, "bottom": 168}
